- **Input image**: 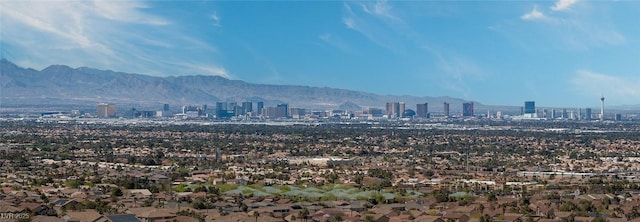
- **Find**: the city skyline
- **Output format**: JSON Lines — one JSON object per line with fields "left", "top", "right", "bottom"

{"left": 1, "top": 1, "right": 639, "bottom": 107}
{"left": 1, "top": 58, "right": 630, "bottom": 113}
{"left": 80, "top": 99, "right": 630, "bottom": 121}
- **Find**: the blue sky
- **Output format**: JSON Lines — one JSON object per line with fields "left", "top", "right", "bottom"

{"left": 1, "top": 0, "right": 639, "bottom": 107}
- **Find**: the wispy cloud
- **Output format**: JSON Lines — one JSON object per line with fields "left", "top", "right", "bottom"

{"left": 361, "top": 0, "right": 399, "bottom": 22}
{"left": 318, "top": 33, "right": 357, "bottom": 54}
{"left": 551, "top": 0, "right": 578, "bottom": 11}
{"left": 341, "top": 1, "right": 405, "bottom": 53}
{"left": 210, "top": 12, "right": 221, "bottom": 27}
{"left": 92, "top": 0, "right": 168, "bottom": 25}
{"left": 0, "top": 0, "right": 230, "bottom": 78}
{"left": 175, "top": 62, "right": 230, "bottom": 79}
{"left": 342, "top": 17, "right": 356, "bottom": 29}
{"left": 422, "top": 45, "right": 485, "bottom": 99}
{"left": 570, "top": 70, "right": 640, "bottom": 104}
{"left": 432, "top": 51, "right": 482, "bottom": 82}
{"left": 521, "top": 6, "right": 545, "bottom": 21}
{"left": 499, "top": 2, "right": 626, "bottom": 51}
{"left": 340, "top": 1, "right": 486, "bottom": 99}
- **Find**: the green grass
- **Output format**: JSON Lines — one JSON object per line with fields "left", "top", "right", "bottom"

{"left": 215, "top": 184, "right": 238, "bottom": 193}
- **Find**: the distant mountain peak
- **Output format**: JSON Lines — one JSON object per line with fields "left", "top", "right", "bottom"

{"left": 41, "top": 64, "right": 73, "bottom": 72}
{"left": 1, "top": 60, "right": 479, "bottom": 110}
{"left": 1, "top": 58, "right": 18, "bottom": 67}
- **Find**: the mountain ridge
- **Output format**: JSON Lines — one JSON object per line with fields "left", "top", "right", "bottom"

{"left": 1, "top": 59, "right": 492, "bottom": 112}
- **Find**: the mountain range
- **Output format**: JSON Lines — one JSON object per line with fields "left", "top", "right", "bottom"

{"left": 1, "top": 59, "right": 504, "bottom": 112}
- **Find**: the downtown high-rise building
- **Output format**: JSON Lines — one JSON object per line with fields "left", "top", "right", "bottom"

{"left": 600, "top": 96, "right": 605, "bottom": 121}
{"left": 462, "top": 102, "right": 474, "bottom": 117}
{"left": 97, "top": 103, "right": 116, "bottom": 118}
{"left": 257, "top": 102, "right": 264, "bottom": 115}
{"left": 416, "top": 103, "right": 428, "bottom": 118}
{"left": 242, "top": 102, "right": 253, "bottom": 115}
{"left": 537, "top": 109, "right": 543, "bottom": 119}
{"left": 290, "top": 108, "right": 306, "bottom": 119}
{"left": 523, "top": 101, "right": 536, "bottom": 118}
{"left": 399, "top": 102, "right": 406, "bottom": 117}
{"left": 163, "top": 104, "right": 170, "bottom": 112}
{"left": 264, "top": 106, "right": 287, "bottom": 119}
{"left": 585, "top": 108, "right": 592, "bottom": 120}
{"left": 443, "top": 102, "right": 450, "bottom": 117}
{"left": 216, "top": 102, "right": 233, "bottom": 119}
{"left": 365, "top": 108, "right": 384, "bottom": 117}
{"left": 385, "top": 102, "right": 400, "bottom": 118}
{"left": 215, "top": 101, "right": 263, "bottom": 118}
{"left": 578, "top": 108, "right": 582, "bottom": 120}
{"left": 524, "top": 101, "right": 535, "bottom": 115}
{"left": 277, "top": 103, "right": 289, "bottom": 118}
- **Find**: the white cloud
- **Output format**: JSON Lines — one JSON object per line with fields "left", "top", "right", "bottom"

{"left": 521, "top": 6, "right": 545, "bottom": 20}
{"left": 0, "top": 1, "right": 111, "bottom": 52}
{"left": 192, "top": 66, "right": 231, "bottom": 79}
{"left": 571, "top": 70, "right": 640, "bottom": 103}
{"left": 319, "top": 34, "right": 331, "bottom": 42}
{"left": 504, "top": 3, "right": 626, "bottom": 51}
{"left": 92, "top": 0, "right": 168, "bottom": 25}
{"left": 551, "top": 0, "right": 578, "bottom": 11}
{"left": 343, "top": 17, "right": 356, "bottom": 29}
{"left": 210, "top": 12, "right": 221, "bottom": 27}
{"left": 0, "top": 0, "right": 230, "bottom": 78}
{"left": 361, "top": 0, "right": 399, "bottom": 21}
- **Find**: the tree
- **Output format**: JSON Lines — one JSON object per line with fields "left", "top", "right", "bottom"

{"left": 354, "top": 173, "right": 364, "bottom": 186}
{"left": 365, "top": 215, "right": 376, "bottom": 222}
{"left": 480, "top": 214, "right": 493, "bottom": 222}
{"left": 424, "top": 169, "right": 435, "bottom": 177}
{"left": 40, "top": 193, "right": 49, "bottom": 203}
{"left": 547, "top": 209, "right": 555, "bottom": 219}
{"left": 333, "top": 213, "right": 344, "bottom": 221}
{"left": 561, "top": 213, "right": 576, "bottom": 222}
{"left": 487, "top": 193, "right": 497, "bottom": 202}
{"left": 299, "top": 208, "right": 310, "bottom": 222}
{"left": 111, "top": 188, "right": 123, "bottom": 197}
{"left": 434, "top": 189, "right": 450, "bottom": 203}
{"left": 249, "top": 211, "right": 260, "bottom": 222}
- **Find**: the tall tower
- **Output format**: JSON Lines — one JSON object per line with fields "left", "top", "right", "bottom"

{"left": 443, "top": 102, "right": 450, "bottom": 118}
{"left": 600, "top": 96, "right": 605, "bottom": 121}
{"left": 257, "top": 102, "right": 264, "bottom": 115}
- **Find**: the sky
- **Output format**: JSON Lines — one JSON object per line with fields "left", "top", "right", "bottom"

{"left": 1, "top": 0, "right": 639, "bottom": 107}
